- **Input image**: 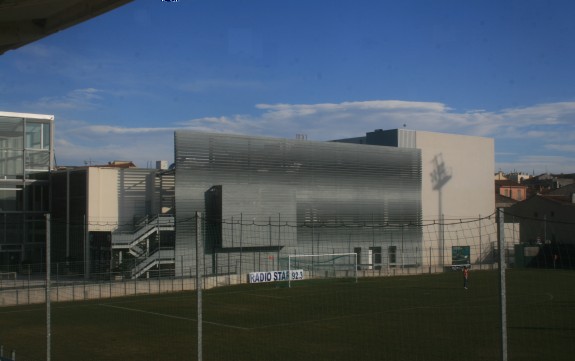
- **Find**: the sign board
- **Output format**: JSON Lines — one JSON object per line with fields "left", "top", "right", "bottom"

{"left": 248, "top": 269, "right": 304, "bottom": 284}
{"left": 452, "top": 246, "right": 470, "bottom": 265}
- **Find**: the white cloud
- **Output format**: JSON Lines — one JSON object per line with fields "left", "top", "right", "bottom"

{"left": 176, "top": 100, "right": 575, "bottom": 149}
{"left": 55, "top": 121, "right": 175, "bottom": 167}
{"left": 545, "top": 144, "right": 575, "bottom": 153}
{"left": 83, "top": 125, "right": 175, "bottom": 134}
{"left": 53, "top": 99, "right": 575, "bottom": 174}
{"left": 29, "top": 88, "right": 104, "bottom": 110}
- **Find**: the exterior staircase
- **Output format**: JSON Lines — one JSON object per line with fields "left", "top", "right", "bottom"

{"left": 111, "top": 214, "right": 175, "bottom": 277}
{"left": 131, "top": 249, "right": 175, "bottom": 278}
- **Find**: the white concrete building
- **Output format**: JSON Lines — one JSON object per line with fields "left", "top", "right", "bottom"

{"left": 335, "top": 129, "right": 495, "bottom": 268}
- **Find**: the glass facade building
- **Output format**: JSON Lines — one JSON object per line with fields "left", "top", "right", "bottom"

{"left": 0, "top": 111, "right": 53, "bottom": 269}
{"left": 175, "top": 131, "right": 422, "bottom": 275}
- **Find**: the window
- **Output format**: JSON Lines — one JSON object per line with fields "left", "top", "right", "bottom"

{"left": 42, "top": 123, "right": 51, "bottom": 150}
{"left": 0, "top": 186, "right": 23, "bottom": 211}
{"left": 370, "top": 246, "right": 382, "bottom": 270}
{"left": 388, "top": 245, "right": 397, "bottom": 265}
{"left": 24, "top": 121, "right": 51, "bottom": 175}
{"left": 26, "top": 123, "right": 42, "bottom": 149}
{"left": 25, "top": 122, "right": 50, "bottom": 150}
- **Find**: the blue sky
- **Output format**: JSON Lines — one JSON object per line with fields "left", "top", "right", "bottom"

{"left": 1, "top": 0, "right": 575, "bottom": 174}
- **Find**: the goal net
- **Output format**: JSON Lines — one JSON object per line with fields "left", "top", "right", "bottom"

{"left": 287, "top": 253, "right": 358, "bottom": 287}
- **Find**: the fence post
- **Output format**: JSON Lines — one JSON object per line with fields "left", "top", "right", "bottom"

{"left": 181, "top": 255, "right": 184, "bottom": 291}
{"left": 46, "top": 213, "right": 51, "bottom": 361}
{"left": 497, "top": 208, "right": 508, "bottom": 361}
{"left": 479, "top": 214, "right": 482, "bottom": 271}
{"left": 27, "top": 265, "right": 30, "bottom": 304}
{"left": 196, "top": 212, "right": 203, "bottom": 361}
{"left": 239, "top": 214, "right": 243, "bottom": 283}
{"left": 56, "top": 263, "right": 59, "bottom": 302}
{"left": 277, "top": 214, "right": 281, "bottom": 270}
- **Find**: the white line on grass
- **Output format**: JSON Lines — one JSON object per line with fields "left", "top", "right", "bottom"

{"left": 99, "top": 303, "right": 251, "bottom": 331}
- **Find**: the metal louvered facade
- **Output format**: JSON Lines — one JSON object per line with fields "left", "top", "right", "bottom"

{"left": 175, "top": 131, "right": 422, "bottom": 275}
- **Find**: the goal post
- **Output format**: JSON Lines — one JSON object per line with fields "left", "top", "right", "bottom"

{"left": 287, "top": 252, "right": 358, "bottom": 287}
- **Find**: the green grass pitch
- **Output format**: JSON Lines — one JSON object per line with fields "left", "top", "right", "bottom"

{"left": 1, "top": 269, "right": 574, "bottom": 361}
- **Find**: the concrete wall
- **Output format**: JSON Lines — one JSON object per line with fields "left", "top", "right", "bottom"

{"left": 415, "top": 130, "right": 495, "bottom": 266}
{"left": 88, "top": 168, "right": 119, "bottom": 231}
{"left": 87, "top": 167, "right": 157, "bottom": 232}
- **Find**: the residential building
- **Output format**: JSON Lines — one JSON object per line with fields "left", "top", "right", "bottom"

{"left": 523, "top": 173, "right": 575, "bottom": 196}
{"left": 496, "top": 194, "right": 517, "bottom": 209}
{"left": 509, "top": 183, "right": 575, "bottom": 245}
{"left": 494, "top": 171, "right": 508, "bottom": 180}
{"left": 507, "top": 172, "right": 531, "bottom": 184}
{"left": 495, "top": 179, "right": 527, "bottom": 201}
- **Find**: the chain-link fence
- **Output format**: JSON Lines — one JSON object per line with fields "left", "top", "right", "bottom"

{"left": 1, "top": 210, "right": 574, "bottom": 361}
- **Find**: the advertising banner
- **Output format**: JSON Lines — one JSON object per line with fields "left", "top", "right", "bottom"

{"left": 248, "top": 269, "right": 304, "bottom": 283}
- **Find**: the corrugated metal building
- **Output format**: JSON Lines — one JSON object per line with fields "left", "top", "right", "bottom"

{"left": 175, "top": 130, "right": 423, "bottom": 276}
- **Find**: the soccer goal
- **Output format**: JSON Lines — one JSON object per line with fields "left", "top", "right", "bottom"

{"left": 287, "top": 253, "right": 358, "bottom": 287}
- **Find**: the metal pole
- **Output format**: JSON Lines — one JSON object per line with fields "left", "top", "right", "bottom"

{"left": 371, "top": 213, "right": 375, "bottom": 249}
{"left": 195, "top": 212, "right": 202, "bottom": 361}
{"left": 25, "top": 264, "right": 30, "bottom": 304}
{"left": 311, "top": 217, "right": 314, "bottom": 277}
{"left": 45, "top": 213, "right": 51, "bottom": 361}
{"left": 479, "top": 214, "right": 482, "bottom": 270}
{"left": 401, "top": 226, "right": 404, "bottom": 269}
{"left": 544, "top": 214, "right": 547, "bottom": 244}
{"left": 56, "top": 263, "right": 59, "bottom": 302}
{"left": 66, "top": 170, "right": 70, "bottom": 267}
{"left": 84, "top": 214, "right": 88, "bottom": 279}
{"left": 497, "top": 208, "right": 508, "bottom": 361}
{"left": 354, "top": 252, "right": 358, "bottom": 283}
{"left": 240, "top": 213, "right": 244, "bottom": 283}
{"left": 429, "top": 246, "right": 432, "bottom": 274}
{"left": 158, "top": 216, "right": 161, "bottom": 276}
{"left": 288, "top": 254, "right": 292, "bottom": 288}
{"left": 439, "top": 211, "right": 445, "bottom": 272}
{"left": 231, "top": 216, "right": 234, "bottom": 277}
{"left": 277, "top": 214, "right": 281, "bottom": 270}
